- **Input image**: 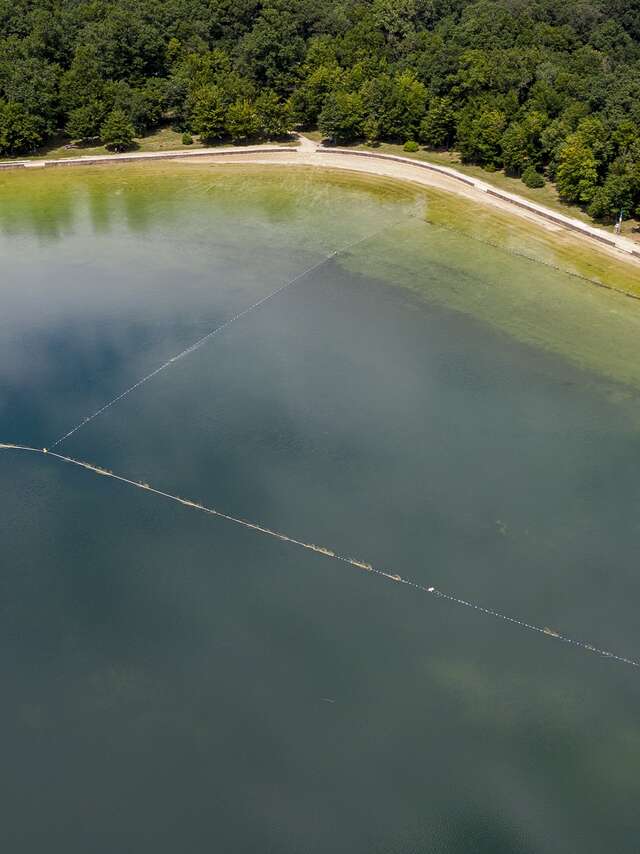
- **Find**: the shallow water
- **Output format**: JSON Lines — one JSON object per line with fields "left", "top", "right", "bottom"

{"left": 2, "top": 164, "right": 640, "bottom": 853}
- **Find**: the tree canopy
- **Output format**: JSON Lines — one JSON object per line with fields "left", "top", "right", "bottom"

{"left": 0, "top": 0, "right": 638, "bottom": 220}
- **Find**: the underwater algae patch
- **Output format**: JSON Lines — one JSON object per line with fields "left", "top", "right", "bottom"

{"left": 419, "top": 186, "right": 640, "bottom": 297}
{"left": 0, "top": 162, "right": 420, "bottom": 247}
{"left": 338, "top": 190, "right": 640, "bottom": 391}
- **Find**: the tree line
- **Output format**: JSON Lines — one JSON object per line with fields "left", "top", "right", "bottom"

{"left": 1, "top": 0, "right": 639, "bottom": 222}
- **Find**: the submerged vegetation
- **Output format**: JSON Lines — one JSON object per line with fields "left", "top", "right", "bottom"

{"left": 0, "top": 0, "right": 639, "bottom": 223}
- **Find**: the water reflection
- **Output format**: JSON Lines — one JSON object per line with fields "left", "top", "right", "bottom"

{"left": 0, "top": 179, "right": 76, "bottom": 240}
{"left": 1, "top": 166, "right": 640, "bottom": 853}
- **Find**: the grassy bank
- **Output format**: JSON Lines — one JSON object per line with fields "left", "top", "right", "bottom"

{"left": 3, "top": 126, "right": 299, "bottom": 162}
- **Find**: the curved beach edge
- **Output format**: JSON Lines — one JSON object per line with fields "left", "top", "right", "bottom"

{"left": 2, "top": 135, "right": 639, "bottom": 268}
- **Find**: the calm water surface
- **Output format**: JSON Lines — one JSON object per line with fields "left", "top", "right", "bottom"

{"left": 1, "top": 165, "right": 640, "bottom": 853}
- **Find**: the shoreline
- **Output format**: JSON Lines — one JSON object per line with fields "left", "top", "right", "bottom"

{"left": 2, "top": 136, "right": 639, "bottom": 272}
{"left": 319, "top": 147, "right": 640, "bottom": 259}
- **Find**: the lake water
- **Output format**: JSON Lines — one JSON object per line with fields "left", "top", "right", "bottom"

{"left": 2, "top": 164, "right": 640, "bottom": 853}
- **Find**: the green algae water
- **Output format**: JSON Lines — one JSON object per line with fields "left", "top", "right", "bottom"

{"left": 2, "top": 163, "right": 640, "bottom": 853}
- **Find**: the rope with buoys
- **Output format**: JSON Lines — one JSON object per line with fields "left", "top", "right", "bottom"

{"left": 49, "top": 220, "right": 408, "bottom": 450}
{"left": 2, "top": 441, "right": 638, "bottom": 670}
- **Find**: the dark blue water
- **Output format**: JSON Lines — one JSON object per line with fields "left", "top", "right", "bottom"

{"left": 2, "top": 165, "right": 640, "bottom": 853}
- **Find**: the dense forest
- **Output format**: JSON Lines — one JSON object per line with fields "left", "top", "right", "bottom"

{"left": 1, "top": 0, "right": 639, "bottom": 221}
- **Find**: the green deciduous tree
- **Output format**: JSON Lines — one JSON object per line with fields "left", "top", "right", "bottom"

{"left": 59, "top": 45, "right": 104, "bottom": 113}
{"left": 588, "top": 172, "right": 635, "bottom": 220}
{"left": 0, "top": 101, "right": 43, "bottom": 155}
{"left": 84, "top": 7, "right": 165, "bottom": 81}
{"left": 238, "top": 6, "right": 306, "bottom": 92}
{"left": 372, "top": 0, "right": 417, "bottom": 43}
{"left": 521, "top": 165, "right": 546, "bottom": 188}
{"left": 556, "top": 135, "right": 599, "bottom": 203}
{"left": 500, "top": 122, "right": 530, "bottom": 175}
{"left": 226, "top": 98, "right": 260, "bottom": 142}
{"left": 361, "top": 72, "right": 427, "bottom": 141}
{"left": 501, "top": 111, "right": 548, "bottom": 175}
{"left": 574, "top": 116, "right": 612, "bottom": 171}
{"left": 419, "top": 97, "right": 456, "bottom": 148}
{"left": 363, "top": 116, "right": 380, "bottom": 145}
{"left": 540, "top": 117, "right": 571, "bottom": 179}
{"left": 99, "top": 107, "right": 135, "bottom": 151}
{"left": 188, "top": 85, "right": 226, "bottom": 143}
{"left": 612, "top": 120, "right": 638, "bottom": 155}
{"left": 65, "top": 100, "right": 106, "bottom": 141}
{"left": 457, "top": 108, "right": 507, "bottom": 167}
{"left": 318, "top": 91, "right": 365, "bottom": 143}
{"left": 255, "top": 89, "right": 291, "bottom": 138}
{"left": 289, "top": 64, "right": 343, "bottom": 126}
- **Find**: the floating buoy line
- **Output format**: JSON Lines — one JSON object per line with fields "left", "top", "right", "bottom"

{"left": 2, "top": 441, "right": 639, "bottom": 670}
{"left": 49, "top": 254, "right": 338, "bottom": 448}
{"left": 49, "top": 220, "right": 409, "bottom": 450}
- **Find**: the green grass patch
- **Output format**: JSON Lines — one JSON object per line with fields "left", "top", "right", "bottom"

{"left": 3, "top": 126, "right": 300, "bottom": 162}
